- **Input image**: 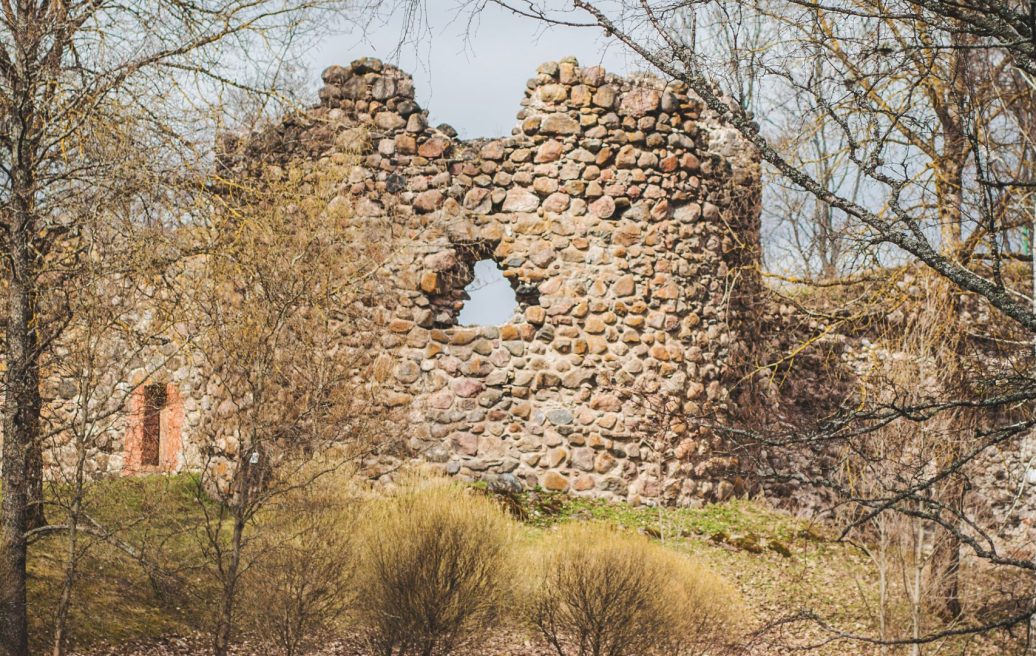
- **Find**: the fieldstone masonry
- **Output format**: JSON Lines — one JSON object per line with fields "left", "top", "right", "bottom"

{"left": 310, "top": 56, "right": 764, "bottom": 505}
{"left": 22, "top": 56, "right": 767, "bottom": 507}
{"left": 10, "top": 57, "right": 1035, "bottom": 546}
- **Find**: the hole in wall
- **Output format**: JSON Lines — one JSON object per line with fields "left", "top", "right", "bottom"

{"left": 458, "top": 259, "right": 518, "bottom": 326}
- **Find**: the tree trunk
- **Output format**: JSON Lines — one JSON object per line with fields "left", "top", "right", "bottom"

{"left": 1, "top": 212, "right": 40, "bottom": 656}
{"left": 934, "top": 124, "right": 966, "bottom": 258}
{"left": 1, "top": 19, "right": 46, "bottom": 651}
{"left": 214, "top": 515, "right": 246, "bottom": 656}
{"left": 0, "top": 394, "right": 30, "bottom": 656}
{"left": 26, "top": 422, "right": 46, "bottom": 530}
{"left": 942, "top": 532, "right": 963, "bottom": 620}
{"left": 909, "top": 519, "right": 925, "bottom": 656}
{"left": 51, "top": 508, "right": 79, "bottom": 656}
{"left": 52, "top": 447, "right": 88, "bottom": 656}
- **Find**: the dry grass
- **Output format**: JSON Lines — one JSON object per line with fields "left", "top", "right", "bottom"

{"left": 351, "top": 478, "right": 516, "bottom": 656}
{"left": 36, "top": 475, "right": 1016, "bottom": 656}
{"left": 523, "top": 522, "right": 744, "bottom": 656}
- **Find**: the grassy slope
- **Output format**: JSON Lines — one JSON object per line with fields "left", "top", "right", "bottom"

{"left": 29, "top": 475, "right": 210, "bottom": 650}
{"left": 29, "top": 476, "right": 1003, "bottom": 655}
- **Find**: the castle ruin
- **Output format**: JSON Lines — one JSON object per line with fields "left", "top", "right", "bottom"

{"left": 40, "top": 56, "right": 771, "bottom": 506}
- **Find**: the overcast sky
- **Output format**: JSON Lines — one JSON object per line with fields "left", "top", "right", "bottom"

{"left": 308, "top": 3, "right": 638, "bottom": 139}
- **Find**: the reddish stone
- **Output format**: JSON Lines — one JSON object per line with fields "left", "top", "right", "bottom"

{"left": 541, "top": 471, "right": 569, "bottom": 491}
{"left": 420, "top": 271, "right": 439, "bottom": 294}
{"left": 570, "top": 84, "right": 592, "bottom": 106}
{"left": 374, "top": 112, "right": 405, "bottom": 130}
{"left": 450, "top": 329, "right": 478, "bottom": 345}
{"left": 480, "top": 140, "right": 505, "bottom": 160}
{"left": 594, "top": 453, "right": 617, "bottom": 473}
{"left": 590, "top": 394, "right": 622, "bottom": 412}
{"left": 612, "top": 275, "right": 635, "bottom": 298}
{"left": 619, "top": 88, "right": 661, "bottom": 117}
{"left": 593, "top": 85, "right": 617, "bottom": 108}
{"left": 533, "top": 177, "right": 559, "bottom": 195}
{"left": 542, "top": 192, "right": 571, "bottom": 213}
{"left": 583, "top": 66, "right": 606, "bottom": 86}
{"left": 418, "top": 137, "right": 450, "bottom": 158}
{"left": 589, "top": 195, "right": 616, "bottom": 219}
{"left": 535, "top": 139, "right": 564, "bottom": 163}
{"left": 529, "top": 240, "right": 556, "bottom": 267}
{"left": 540, "top": 113, "right": 580, "bottom": 135}
{"left": 526, "top": 306, "right": 546, "bottom": 325}
{"left": 451, "top": 432, "right": 478, "bottom": 456}
{"left": 463, "top": 187, "right": 492, "bottom": 213}
{"left": 573, "top": 475, "right": 596, "bottom": 492}
{"left": 452, "top": 378, "right": 484, "bottom": 398}
{"left": 615, "top": 145, "right": 638, "bottom": 169}
{"left": 613, "top": 224, "right": 641, "bottom": 246}
{"left": 654, "top": 281, "right": 680, "bottom": 299}
{"left": 413, "top": 189, "right": 443, "bottom": 212}
{"left": 502, "top": 188, "right": 539, "bottom": 213}
{"left": 388, "top": 319, "right": 414, "bottom": 333}
{"left": 392, "top": 134, "right": 415, "bottom": 155}
{"left": 680, "top": 153, "right": 701, "bottom": 171}
{"left": 538, "top": 83, "right": 568, "bottom": 103}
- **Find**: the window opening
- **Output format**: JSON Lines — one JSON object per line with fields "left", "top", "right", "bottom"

{"left": 457, "top": 259, "right": 518, "bottom": 326}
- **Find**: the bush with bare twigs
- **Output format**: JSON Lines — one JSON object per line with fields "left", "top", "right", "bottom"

{"left": 240, "top": 468, "right": 359, "bottom": 656}
{"left": 352, "top": 478, "right": 515, "bottom": 656}
{"left": 525, "top": 523, "right": 744, "bottom": 656}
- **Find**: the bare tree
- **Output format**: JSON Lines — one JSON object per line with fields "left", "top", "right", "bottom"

{"left": 0, "top": 3, "right": 354, "bottom": 655}
{"left": 459, "top": 0, "right": 1036, "bottom": 648}
{"left": 35, "top": 217, "right": 187, "bottom": 656}
{"left": 179, "top": 149, "right": 390, "bottom": 656}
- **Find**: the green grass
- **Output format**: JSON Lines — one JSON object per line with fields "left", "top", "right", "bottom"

{"left": 537, "top": 492, "right": 804, "bottom": 535}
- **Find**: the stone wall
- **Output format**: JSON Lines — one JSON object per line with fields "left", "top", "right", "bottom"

{"left": 39, "top": 332, "right": 207, "bottom": 481}
{"left": 306, "top": 56, "right": 764, "bottom": 505}
{"left": 27, "top": 56, "right": 768, "bottom": 507}
{"left": 11, "top": 54, "right": 1036, "bottom": 549}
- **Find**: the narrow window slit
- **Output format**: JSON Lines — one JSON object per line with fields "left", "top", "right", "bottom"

{"left": 141, "top": 384, "right": 167, "bottom": 466}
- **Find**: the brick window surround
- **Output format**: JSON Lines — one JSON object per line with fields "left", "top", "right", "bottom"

{"left": 124, "top": 383, "right": 183, "bottom": 475}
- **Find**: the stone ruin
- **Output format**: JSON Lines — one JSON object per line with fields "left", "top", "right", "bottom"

{"left": 27, "top": 55, "right": 1036, "bottom": 527}
{"left": 309, "top": 56, "right": 765, "bottom": 505}
{"left": 34, "top": 56, "right": 774, "bottom": 507}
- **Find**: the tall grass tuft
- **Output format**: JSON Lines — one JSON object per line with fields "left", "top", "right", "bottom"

{"left": 353, "top": 477, "right": 515, "bottom": 656}
{"left": 525, "top": 522, "right": 745, "bottom": 656}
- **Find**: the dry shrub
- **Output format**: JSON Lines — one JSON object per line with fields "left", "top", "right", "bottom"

{"left": 240, "top": 468, "right": 360, "bottom": 656}
{"left": 353, "top": 478, "right": 515, "bottom": 656}
{"left": 526, "top": 523, "right": 744, "bottom": 656}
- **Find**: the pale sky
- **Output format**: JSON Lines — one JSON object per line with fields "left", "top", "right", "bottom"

{"left": 306, "top": 4, "right": 640, "bottom": 325}
{"left": 309, "top": 3, "right": 638, "bottom": 139}
{"left": 457, "top": 260, "right": 518, "bottom": 326}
